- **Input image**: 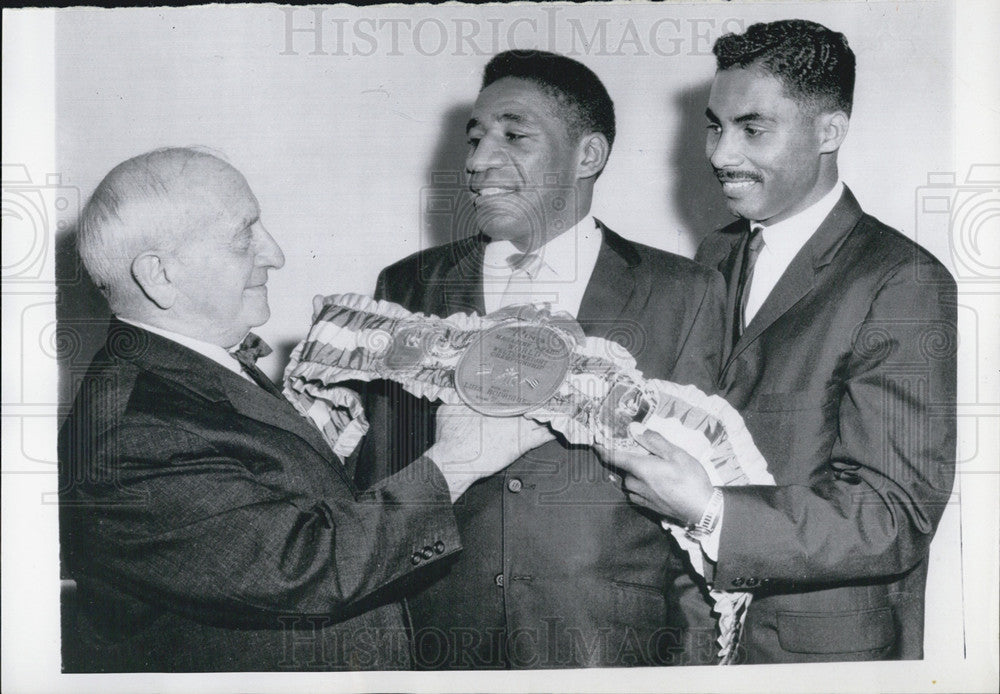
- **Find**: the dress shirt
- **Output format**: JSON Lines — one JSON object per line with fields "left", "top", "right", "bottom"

{"left": 116, "top": 316, "right": 254, "bottom": 384}
{"left": 743, "top": 181, "right": 845, "bottom": 325}
{"left": 482, "top": 216, "right": 603, "bottom": 317}
{"left": 701, "top": 180, "right": 845, "bottom": 565}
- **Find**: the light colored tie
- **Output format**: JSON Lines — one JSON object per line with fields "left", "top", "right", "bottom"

{"left": 498, "top": 250, "right": 543, "bottom": 309}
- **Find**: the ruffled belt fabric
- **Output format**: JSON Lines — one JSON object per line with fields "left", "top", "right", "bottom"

{"left": 283, "top": 293, "right": 774, "bottom": 664}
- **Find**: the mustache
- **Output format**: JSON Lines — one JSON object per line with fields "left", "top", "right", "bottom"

{"left": 468, "top": 179, "right": 522, "bottom": 190}
{"left": 714, "top": 169, "right": 762, "bottom": 183}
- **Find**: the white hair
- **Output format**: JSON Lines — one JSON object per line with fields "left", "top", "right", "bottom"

{"left": 76, "top": 146, "right": 234, "bottom": 313}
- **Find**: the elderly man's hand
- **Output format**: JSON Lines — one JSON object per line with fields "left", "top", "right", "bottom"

{"left": 427, "top": 404, "right": 555, "bottom": 502}
{"left": 597, "top": 423, "right": 715, "bottom": 526}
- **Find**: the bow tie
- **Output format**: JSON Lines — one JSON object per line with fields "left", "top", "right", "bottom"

{"left": 231, "top": 332, "right": 273, "bottom": 366}
{"left": 230, "top": 333, "right": 285, "bottom": 398}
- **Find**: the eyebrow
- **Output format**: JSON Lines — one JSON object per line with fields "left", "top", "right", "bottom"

{"left": 466, "top": 112, "right": 530, "bottom": 133}
{"left": 705, "top": 107, "right": 776, "bottom": 125}
{"left": 734, "top": 112, "right": 775, "bottom": 124}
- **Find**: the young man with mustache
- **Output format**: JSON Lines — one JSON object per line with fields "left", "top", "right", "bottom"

{"left": 602, "top": 20, "right": 957, "bottom": 663}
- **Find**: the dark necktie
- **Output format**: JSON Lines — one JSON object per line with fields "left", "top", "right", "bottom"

{"left": 733, "top": 225, "right": 765, "bottom": 344}
{"left": 231, "top": 333, "right": 284, "bottom": 398}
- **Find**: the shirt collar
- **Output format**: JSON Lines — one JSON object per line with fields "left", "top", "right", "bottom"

{"left": 754, "top": 181, "right": 844, "bottom": 259}
{"left": 116, "top": 315, "right": 247, "bottom": 377}
{"left": 482, "top": 216, "right": 600, "bottom": 279}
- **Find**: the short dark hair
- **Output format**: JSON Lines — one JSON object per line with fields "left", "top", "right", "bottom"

{"left": 713, "top": 19, "right": 855, "bottom": 116}
{"left": 482, "top": 50, "right": 616, "bottom": 152}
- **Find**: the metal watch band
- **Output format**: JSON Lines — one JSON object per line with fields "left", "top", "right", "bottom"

{"left": 685, "top": 487, "right": 724, "bottom": 541}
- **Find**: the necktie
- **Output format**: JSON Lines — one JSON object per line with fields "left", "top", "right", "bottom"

{"left": 498, "top": 250, "right": 543, "bottom": 309}
{"left": 231, "top": 333, "right": 284, "bottom": 398}
{"left": 733, "top": 225, "right": 765, "bottom": 343}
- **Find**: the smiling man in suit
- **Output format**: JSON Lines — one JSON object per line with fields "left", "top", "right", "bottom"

{"left": 602, "top": 20, "right": 957, "bottom": 663}
{"left": 362, "top": 50, "right": 727, "bottom": 668}
{"left": 58, "top": 147, "right": 552, "bottom": 672}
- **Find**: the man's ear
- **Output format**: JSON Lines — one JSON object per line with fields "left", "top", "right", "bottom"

{"left": 577, "top": 132, "right": 610, "bottom": 180}
{"left": 818, "top": 111, "right": 850, "bottom": 154}
{"left": 131, "top": 251, "right": 176, "bottom": 309}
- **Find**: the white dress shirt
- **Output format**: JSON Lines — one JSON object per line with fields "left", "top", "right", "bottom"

{"left": 701, "top": 180, "right": 845, "bottom": 565}
{"left": 481, "top": 216, "right": 603, "bottom": 317}
{"left": 117, "top": 316, "right": 254, "bottom": 383}
{"left": 743, "top": 181, "right": 845, "bottom": 325}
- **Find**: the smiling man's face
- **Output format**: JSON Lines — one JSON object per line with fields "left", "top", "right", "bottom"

{"left": 465, "top": 78, "right": 585, "bottom": 250}
{"left": 705, "top": 66, "right": 831, "bottom": 225}
{"left": 166, "top": 164, "right": 285, "bottom": 347}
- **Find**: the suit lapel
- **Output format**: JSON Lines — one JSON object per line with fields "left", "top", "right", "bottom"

{"left": 221, "top": 377, "right": 346, "bottom": 467}
{"left": 442, "top": 225, "right": 643, "bottom": 327}
{"left": 577, "top": 221, "right": 642, "bottom": 340}
{"left": 724, "top": 188, "right": 865, "bottom": 371}
{"left": 728, "top": 245, "right": 815, "bottom": 363}
{"left": 435, "top": 234, "right": 487, "bottom": 315}
{"left": 112, "top": 320, "right": 355, "bottom": 491}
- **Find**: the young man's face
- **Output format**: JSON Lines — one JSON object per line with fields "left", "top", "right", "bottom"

{"left": 705, "top": 67, "right": 832, "bottom": 225}
{"left": 465, "top": 77, "right": 585, "bottom": 250}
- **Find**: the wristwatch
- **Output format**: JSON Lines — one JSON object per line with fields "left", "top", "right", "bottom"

{"left": 685, "top": 487, "right": 724, "bottom": 541}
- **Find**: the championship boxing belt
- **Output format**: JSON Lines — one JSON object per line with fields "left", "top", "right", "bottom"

{"left": 282, "top": 293, "right": 774, "bottom": 663}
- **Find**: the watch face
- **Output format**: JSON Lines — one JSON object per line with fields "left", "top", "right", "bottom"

{"left": 689, "top": 489, "right": 724, "bottom": 536}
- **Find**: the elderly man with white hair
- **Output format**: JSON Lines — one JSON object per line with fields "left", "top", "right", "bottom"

{"left": 58, "top": 147, "right": 552, "bottom": 672}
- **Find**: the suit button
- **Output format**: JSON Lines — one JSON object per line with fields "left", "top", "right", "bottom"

{"left": 732, "top": 577, "right": 745, "bottom": 587}
{"left": 410, "top": 552, "right": 422, "bottom": 565}
{"left": 745, "top": 577, "right": 759, "bottom": 587}
{"left": 494, "top": 573, "right": 504, "bottom": 587}
{"left": 421, "top": 546, "right": 434, "bottom": 559}
{"left": 507, "top": 478, "right": 523, "bottom": 493}
{"left": 433, "top": 540, "right": 445, "bottom": 554}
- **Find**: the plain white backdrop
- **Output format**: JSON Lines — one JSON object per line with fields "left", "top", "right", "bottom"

{"left": 3, "top": 2, "right": 998, "bottom": 693}
{"left": 51, "top": 3, "right": 955, "bottom": 366}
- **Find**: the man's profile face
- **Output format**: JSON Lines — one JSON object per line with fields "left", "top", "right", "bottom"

{"left": 168, "top": 165, "right": 285, "bottom": 347}
{"left": 465, "top": 77, "right": 583, "bottom": 249}
{"left": 705, "top": 67, "right": 829, "bottom": 225}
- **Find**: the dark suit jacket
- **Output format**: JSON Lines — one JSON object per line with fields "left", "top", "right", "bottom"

{"left": 58, "top": 320, "right": 461, "bottom": 671}
{"left": 361, "top": 222, "right": 727, "bottom": 668}
{"left": 695, "top": 188, "right": 957, "bottom": 663}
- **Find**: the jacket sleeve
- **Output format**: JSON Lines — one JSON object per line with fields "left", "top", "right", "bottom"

{"left": 713, "top": 257, "right": 957, "bottom": 589}
{"left": 353, "top": 265, "right": 439, "bottom": 488}
{"left": 64, "top": 418, "right": 460, "bottom": 621}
